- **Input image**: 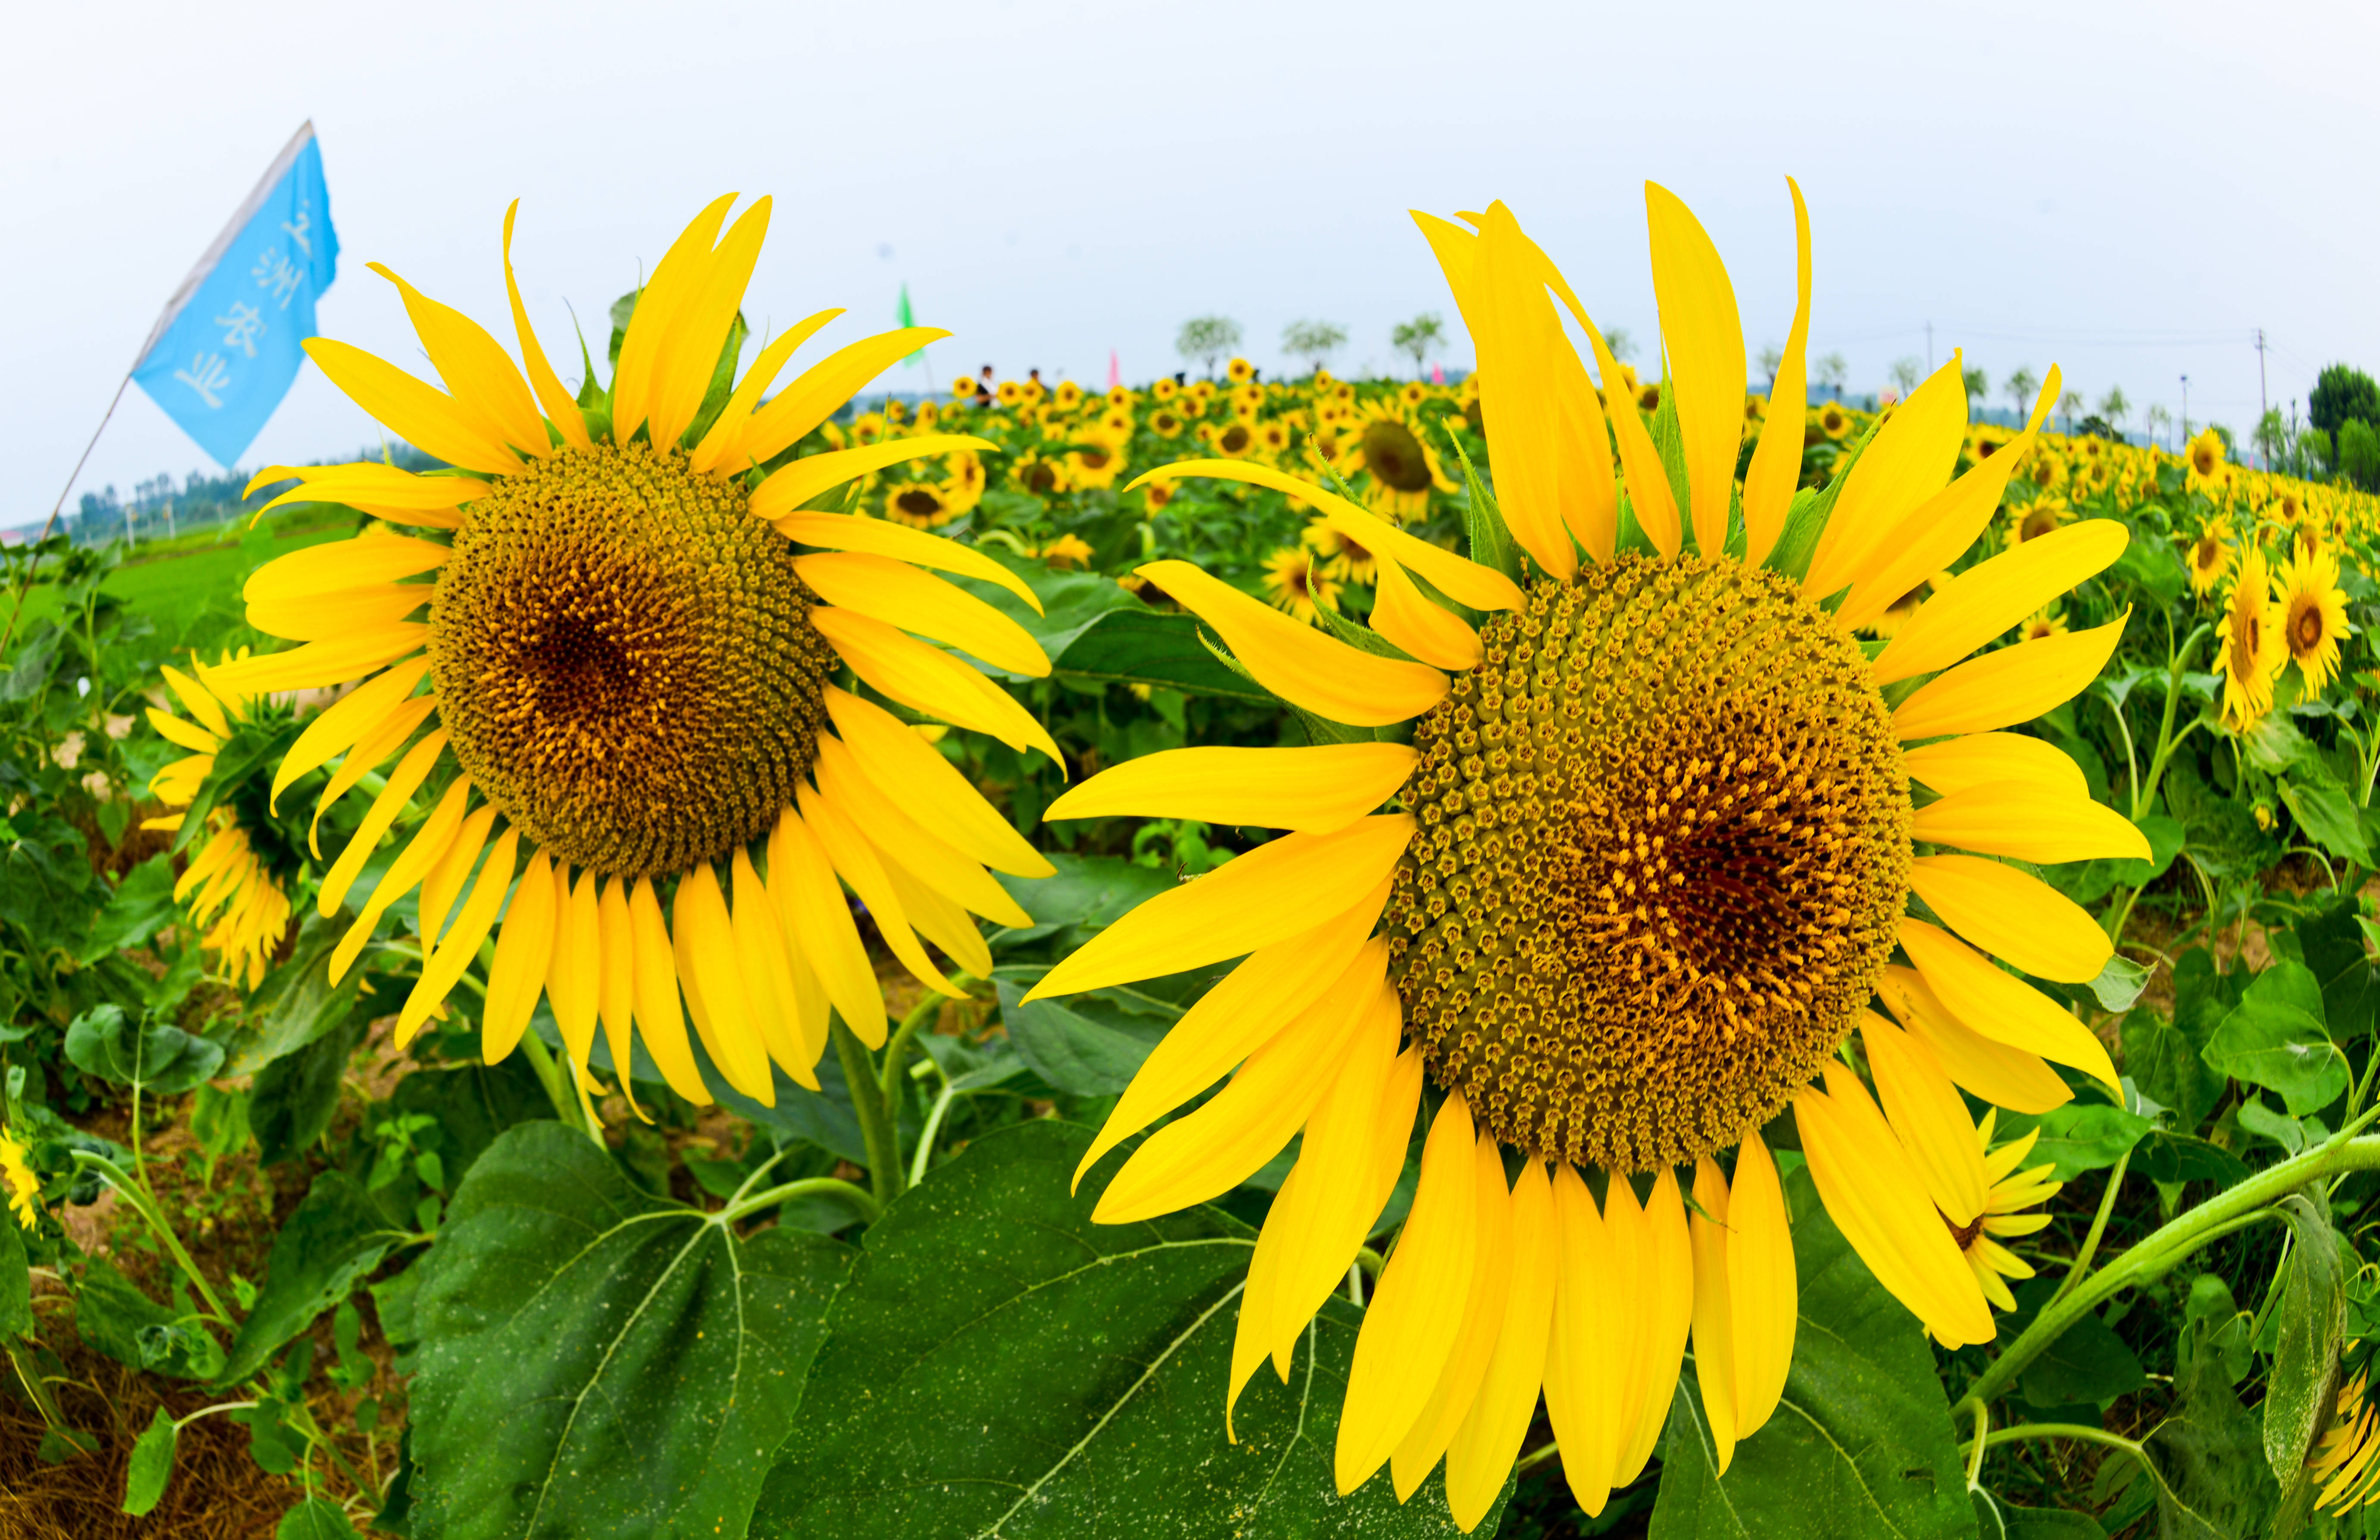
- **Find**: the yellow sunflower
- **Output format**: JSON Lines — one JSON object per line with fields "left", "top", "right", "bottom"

{"left": 2001, "top": 491, "right": 2072, "bottom": 549}
{"left": 2314, "top": 1369, "right": 2380, "bottom": 1513}
{"left": 1036, "top": 533, "right": 1096, "bottom": 570}
{"left": 1941, "top": 1108, "right": 2060, "bottom": 1313}
{"left": 1035, "top": 184, "right": 2140, "bottom": 1531}
{"left": 2216, "top": 544, "right": 2286, "bottom": 727}
{"left": 1227, "top": 356, "right": 1256, "bottom": 385}
{"left": 2, "top": 1124, "right": 40, "bottom": 1230}
{"left": 1055, "top": 380, "right": 1084, "bottom": 410}
{"left": 1342, "top": 398, "right": 1457, "bottom": 520}
{"left": 1152, "top": 376, "right": 1181, "bottom": 402}
{"left": 2186, "top": 519, "right": 2233, "bottom": 597}
{"left": 1013, "top": 451, "right": 1067, "bottom": 496}
{"left": 949, "top": 374, "right": 978, "bottom": 400}
{"left": 1815, "top": 399, "right": 1852, "bottom": 439}
{"left": 2276, "top": 538, "right": 2352, "bottom": 695}
{"left": 221, "top": 196, "right": 1060, "bottom": 1108}
{"left": 2185, "top": 427, "right": 2227, "bottom": 497}
{"left": 2018, "top": 607, "right": 2070, "bottom": 642}
{"left": 1141, "top": 480, "right": 1176, "bottom": 513}
{"left": 1967, "top": 425, "right": 2011, "bottom": 463}
{"left": 883, "top": 481, "right": 955, "bottom": 529}
{"left": 140, "top": 654, "right": 296, "bottom": 989}
{"left": 1303, "top": 517, "right": 1379, "bottom": 585}
{"left": 1149, "top": 407, "right": 1187, "bottom": 439}
{"left": 1065, "top": 440, "right": 1128, "bottom": 490}
{"left": 1204, "top": 419, "right": 1259, "bottom": 460}
{"left": 1260, "top": 546, "right": 1340, "bottom": 623}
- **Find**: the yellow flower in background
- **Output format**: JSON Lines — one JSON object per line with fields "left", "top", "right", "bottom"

{"left": 1141, "top": 480, "right": 1176, "bottom": 513}
{"left": 2002, "top": 491, "right": 2072, "bottom": 549}
{"left": 1863, "top": 573, "right": 1940, "bottom": 640}
{"left": 1038, "top": 183, "right": 2141, "bottom": 1531}
{"left": 949, "top": 374, "right": 977, "bottom": 400}
{"left": 883, "top": 481, "right": 955, "bottom": 529}
{"left": 1151, "top": 376, "right": 1180, "bottom": 402}
{"left": 1967, "top": 425, "right": 2012, "bottom": 463}
{"left": 1205, "top": 419, "right": 1259, "bottom": 459}
{"left": 1342, "top": 398, "right": 1456, "bottom": 520}
{"left": 1227, "top": 356, "right": 1256, "bottom": 385}
{"left": 1260, "top": 545, "right": 1340, "bottom": 623}
{"left": 1036, "top": 533, "right": 1096, "bottom": 570}
{"left": 2, "top": 1124, "right": 40, "bottom": 1230}
{"left": 2276, "top": 538, "right": 2352, "bottom": 695}
{"left": 2217, "top": 545, "right": 2286, "bottom": 727}
{"left": 2314, "top": 1370, "right": 2380, "bottom": 1514}
{"left": 1948, "top": 1110, "right": 2061, "bottom": 1312}
{"left": 1064, "top": 441, "right": 1127, "bottom": 490}
{"left": 1148, "top": 406, "right": 1187, "bottom": 439}
{"left": 2019, "top": 606, "right": 2070, "bottom": 642}
{"left": 1303, "top": 518, "right": 1379, "bottom": 585}
{"left": 1013, "top": 450, "right": 1065, "bottom": 495}
{"left": 1815, "top": 399, "right": 1852, "bottom": 439}
{"left": 1634, "top": 379, "right": 1663, "bottom": 415}
{"left": 2187, "top": 520, "right": 2233, "bottom": 597}
{"left": 1054, "top": 380, "right": 1084, "bottom": 410}
{"left": 140, "top": 653, "right": 295, "bottom": 989}
{"left": 219, "top": 196, "right": 1060, "bottom": 1110}
{"left": 2186, "top": 427, "right": 2227, "bottom": 497}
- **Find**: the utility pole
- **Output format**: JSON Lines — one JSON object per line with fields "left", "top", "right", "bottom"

{"left": 2181, "top": 374, "right": 2191, "bottom": 443}
{"left": 1926, "top": 321, "right": 1933, "bottom": 373}
{"left": 2253, "top": 329, "right": 2270, "bottom": 468}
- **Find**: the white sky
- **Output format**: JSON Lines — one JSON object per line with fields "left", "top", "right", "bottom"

{"left": 8, "top": 0, "right": 2375, "bottom": 516}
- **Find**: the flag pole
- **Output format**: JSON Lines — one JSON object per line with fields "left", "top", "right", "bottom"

{"left": 0, "top": 369, "right": 137, "bottom": 659}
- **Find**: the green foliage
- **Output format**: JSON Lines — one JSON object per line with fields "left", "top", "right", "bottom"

{"left": 2311, "top": 363, "right": 2380, "bottom": 438}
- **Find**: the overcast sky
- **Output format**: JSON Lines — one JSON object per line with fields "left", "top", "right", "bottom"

{"left": 9, "top": 0, "right": 2374, "bottom": 516}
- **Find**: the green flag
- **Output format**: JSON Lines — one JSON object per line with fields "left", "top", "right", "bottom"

{"left": 898, "top": 283, "right": 924, "bottom": 366}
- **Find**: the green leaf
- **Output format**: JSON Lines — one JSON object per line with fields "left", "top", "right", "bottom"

{"left": 216, "top": 914, "right": 366, "bottom": 1076}
{"left": 276, "top": 1496, "right": 363, "bottom": 1539}
{"left": 2203, "top": 960, "right": 2348, "bottom": 1115}
{"left": 73, "top": 1255, "right": 220, "bottom": 1378}
{"left": 2134, "top": 1132, "right": 2249, "bottom": 1187}
{"left": 1049, "top": 607, "right": 1278, "bottom": 701}
{"left": 2020, "top": 1308, "right": 2146, "bottom": 1406}
{"left": 2280, "top": 779, "right": 2372, "bottom": 866}
{"left": 949, "top": 553, "right": 1144, "bottom": 680}
{"left": 2262, "top": 1194, "right": 2346, "bottom": 1484}
{"left": 990, "top": 852, "right": 1178, "bottom": 960}
{"left": 218, "top": 1171, "right": 395, "bottom": 1387}
{"left": 2134, "top": 1312, "right": 2277, "bottom": 1537}
{"left": 251, "top": 1012, "right": 363, "bottom": 1165}
{"left": 1995, "top": 1102, "right": 2152, "bottom": 1181}
{"left": 0, "top": 1218, "right": 29, "bottom": 1340}
{"left": 2106, "top": 534, "right": 2184, "bottom": 606}
{"left": 409, "top": 1123, "right": 849, "bottom": 1540}
{"left": 2086, "top": 955, "right": 2151, "bottom": 1013}
{"left": 1649, "top": 1165, "right": 1973, "bottom": 1540}
{"left": 190, "top": 1082, "right": 251, "bottom": 1160}
{"left": 2296, "top": 893, "right": 2380, "bottom": 1043}
{"left": 993, "top": 975, "right": 1166, "bottom": 1095}
{"left": 63, "top": 1002, "right": 224, "bottom": 1096}
{"left": 2120, "top": 1011, "right": 2224, "bottom": 1135}
{"left": 77, "top": 852, "right": 178, "bottom": 964}
{"left": 122, "top": 1405, "right": 177, "bottom": 1516}
{"left": 751, "top": 1120, "right": 1496, "bottom": 1538}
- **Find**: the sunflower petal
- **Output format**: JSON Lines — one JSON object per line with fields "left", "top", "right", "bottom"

{"left": 1616, "top": 1170, "right": 1693, "bottom": 1484}
{"left": 399, "top": 828, "right": 518, "bottom": 1046}
{"left": 157, "top": 665, "right": 232, "bottom": 739}
{"left": 1646, "top": 183, "right": 1747, "bottom": 560}
{"left": 247, "top": 583, "right": 430, "bottom": 642}
{"left": 775, "top": 510, "right": 1043, "bottom": 612}
{"left": 647, "top": 198, "right": 770, "bottom": 448}
{"left": 1045, "top": 743, "right": 1418, "bottom": 835}
{"left": 269, "top": 657, "right": 431, "bottom": 813}
{"left": 1527, "top": 224, "right": 1675, "bottom": 563}
{"left": 811, "top": 607, "right": 1063, "bottom": 767}
{"left": 1136, "top": 559, "right": 1447, "bottom": 726}
{"left": 1392, "top": 1131, "right": 1516, "bottom": 1502}
{"left": 482, "top": 846, "right": 556, "bottom": 1063}
{"left": 145, "top": 707, "right": 219, "bottom": 754}
{"left": 1910, "top": 854, "right": 2114, "bottom": 982}
{"left": 311, "top": 696, "right": 437, "bottom": 858}
{"left": 795, "top": 551, "right": 1049, "bottom": 677}
{"left": 209, "top": 627, "right": 428, "bottom": 694}
{"left": 1898, "top": 918, "right": 2119, "bottom": 1090}
{"left": 687, "top": 308, "right": 845, "bottom": 474}
{"left": 814, "top": 735, "right": 1028, "bottom": 927}
{"left": 734, "top": 327, "right": 954, "bottom": 467}
{"left": 672, "top": 861, "right": 774, "bottom": 1102}
{"left": 319, "top": 731, "right": 448, "bottom": 916}
{"left": 1464, "top": 204, "right": 1592, "bottom": 574}
{"left": 1901, "top": 732, "right": 2087, "bottom": 798}
{"left": 610, "top": 194, "right": 736, "bottom": 445}
{"left": 1444, "top": 1159, "right": 1557, "bottom": 1532}
{"left": 501, "top": 202, "right": 589, "bottom": 450}
{"left": 1911, "top": 781, "right": 2150, "bottom": 864}
{"left": 1543, "top": 1164, "right": 1627, "bottom": 1516}
{"left": 628, "top": 876, "right": 711, "bottom": 1104}
{"left": 1862, "top": 1011, "right": 1989, "bottom": 1226}
{"left": 1371, "top": 555, "right": 1483, "bottom": 670}
{"left": 244, "top": 534, "right": 452, "bottom": 605}
{"left": 1742, "top": 179, "right": 1811, "bottom": 568}
{"left": 1688, "top": 1156, "right": 1740, "bottom": 1473}
{"left": 822, "top": 688, "right": 1053, "bottom": 877}
{"left": 1727, "top": 1134, "right": 1796, "bottom": 1438}
{"left": 302, "top": 338, "right": 522, "bottom": 476}
{"left": 1803, "top": 358, "right": 1969, "bottom": 600}
{"left": 1875, "top": 520, "right": 2130, "bottom": 684}
{"left": 1893, "top": 613, "right": 2129, "bottom": 740}
{"left": 330, "top": 776, "right": 470, "bottom": 984}
{"left": 795, "top": 779, "right": 962, "bottom": 1003}
{"left": 767, "top": 805, "right": 892, "bottom": 1047}
{"left": 367, "top": 261, "right": 548, "bottom": 457}
{"left": 1876, "top": 965, "right": 2073, "bottom": 1114}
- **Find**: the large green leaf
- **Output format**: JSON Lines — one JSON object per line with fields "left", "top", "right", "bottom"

{"left": 409, "top": 1122, "right": 850, "bottom": 1540}
{"left": 219, "top": 1170, "right": 399, "bottom": 1387}
{"left": 76, "top": 852, "right": 179, "bottom": 964}
{"left": 217, "top": 914, "right": 366, "bottom": 1076}
{"left": 63, "top": 1002, "right": 223, "bottom": 1096}
{"left": 2297, "top": 894, "right": 2380, "bottom": 1044}
{"left": 2202, "top": 960, "right": 2348, "bottom": 1114}
{"left": 251, "top": 1011, "right": 364, "bottom": 1165}
{"left": 2133, "top": 1315, "right": 2277, "bottom": 1538}
{"left": 951, "top": 554, "right": 1146, "bottom": 681}
{"left": 1052, "top": 608, "right": 1278, "bottom": 701}
{"left": 0, "top": 1214, "right": 28, "bottom": 1340}
{"left": 1992, "top": 1102, "right": 2151, "bottom": 1182}
{"left": 751, "top": 1120, "right": 1493, "bottom": 1539}
{"left": 2280, "top": 779, "right": 2373, "bottom": 867}
{"left": 2262, "top": 1194, "right": 2346, "bottom": 1484}
{"left": 993, "top": 975, "right": 1168, "bottom": 1095}
{"left": 1649, "top": 1167, "right": 1973, "bottom": 1540}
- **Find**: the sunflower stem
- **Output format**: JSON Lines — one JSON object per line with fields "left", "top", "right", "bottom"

{"left": 1958, "top": 1421, "right": 2145, "bottom": 1463}
{"left": 516, "top": 1028, "right": 586, "bottom": 1140}
{"left": 1967, "top": 1133, "right": 2380, "bottom": 1409}
{"left": 880, "top": 983, "right": 967, "bottom": 1124}
{"left": 2047, "top": 1147, "right": 2130, "bottom": 1307}
{"left": 717, "top": 1176, "right": 879, "bottom": 1227}
{"left": 835, "top": 1018, "right": 904, "bottom": 1210}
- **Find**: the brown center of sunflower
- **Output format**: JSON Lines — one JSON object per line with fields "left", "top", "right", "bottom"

{"left": 895, "top": 486, "right": 947, "bottom": 520}
{"left": 2295, "top": 600, "right": 2327, "bottom": 654}
{"left": 1944, "top": 1211, "right": 1985, "bottom": 1252}
{"left": 1384, "top": 560, "right": 1910, "bottom": 1172}
{"left": 1361, "top": 419, "right": 1433, "bottom": 492}
{"left": 430, "top": 441, "right": 834, "bottom": 880}
{"left": 1219, "top": 423, "right": 1252, "bottom": 455}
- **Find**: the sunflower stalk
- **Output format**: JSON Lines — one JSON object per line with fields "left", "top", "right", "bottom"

{"left": 835, "top": 1018, "right": 905, "bottom": 1210}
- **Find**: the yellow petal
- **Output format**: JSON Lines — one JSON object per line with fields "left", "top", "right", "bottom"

{"left": 1910, "top": 854, "right": 2114, "bottom": 983}
{"left": 673, "top": 861, "right": 774, "bottom": 1101}
{"left": 880, "top": 862, "right": 996, "bottom": 981}
{"left": 1803, "top": 357, "right": 1968, "bottom": 600}
{"left": 330, "top": 775, "right": 469, "bottom": 983}
{"left": 1796, "top": 1069, "right": 1993, "bottom": 1347}
{"left": 244, "top": 533, "right": 451, "bottom": 605}
{"left": 1445, "top": 1161, "right": 1558, "bottom": 1531}
{"left": 1369, "top": 555, "right": 1483, "bottom": 672}
{"left": 734, "top": 327, "right": 955, "bottom": 467}
{"left": 311, "top": 696, "right": 437, "bottom": 858}
{"left": 610, "top": 194, "right": 736, "bottom": 446}
{"left": 767, "top": 806, "right": 891, "bottom": 1046}
{"left": 1898, "top": 919, "right": 2118, "bottom": 1090}
{"left": 1464, "top": 205, "right": 1594, "bottom": 574}
{"left": 1134, "top": 559, "right": 1447, "bottom": 726}
{"left": 687, "top": 307, "right": 844, "bottom": 474}
{"left": 1393, "top": 1131, "right": 1516, "bottom": 1502}
{"left": 1229, "top": 1163, "right": 1296, "bottom": 1438}
{"left": 775, "top": 510, "right": 1043, "bottom": 613}
{"left": 810, "top": 607, "right": 1064, "bottom": 767}
{"left": 1646, "top": 182, "right": 1747, "bottom": 560}
{"left": 1130, "top": 457, "right": 1525, "bottom": 614}
{"left": 482, "top": 846, "right": 555, "bottom": 1063}
{"left": 1044, "top": 742, "right": 1417, "bottom": 835}
{"left": 1874, "top": 520, "right": 2130, "bottom": 684}
{"left": 398, "top": 828, "right": 518, "bottom": 1045}
{"left": 547, "top": 865, "right": 601, "bottom": 1074}
{"left": 731, "top": 846, "right": 819, "bottom": 1089}
{"left": 628, "top": 876, "right": 711, "bottom": 1104}
{"left": 795, "top": 551, "right": 1049, "bottom": 677}
{"left": 795, "top": 779, "right": 961, "bottom": 1003}
{"left": 1542, "top": 1164, "right": 1627, "bottom": 1516}
{"left": 647, "top": 198, "right": 770, "bottom": 449}
{"left": 1741, "top": 180, "right": 1811, "bottom": 568}
{"left": 501, "top": 202, "right": 589, "bottom": 450}
{"left": 208, "top": 626, "right": 428, "bottom": 695}
{"left": 367, "top": 261, "right": 548, "bottom": 458}
{"left": 1072, "top": 887, "right": 1391, "bottom": 1185}
{"left": 318, "top": 731, "right": 447, "bottom": 915}
{"left": 158, "top": 664, "right": 231, "bottom": 739}
{"left": 270, "top": 658, "right": 430, "bottom": 813}
{"left": 1093, "top": 943, "right": 1384, "bottom": 1224}
{"left": 1336, "top": 1094, "right": 1480, "bottom": 1494}
{"left": 1688, "top": 1155, "right": 1740, "bottom": 1474}
{"left": 1522, "top": 219, "right": 1673, "bottom": 563}
{"left": 1726, "top": 1134, "right": 1796, "bottom": 1438}
{"left": 1894, "top": 613, "right": 2130, "bottom": 741}
{"left": 247, "top": 582, "right": 429, "bottom": 643}
{"left": 419, "top": 804, "right": 495, "bottom": 949}
{"left": 145, "top": 707, "right": 218, "bottom": 754}
{"left": 750, "top": 433, "right": 994, "bottom": 521}
{"left": 1876, "top": 966, "right": 2073, "bottom": 1115}
{"left": 1862, "top": 1011, "right": 1988, "bottom": 1226}
{"left": 1026, "top": 814, "right": 1414, "bottom": 1000}
{"left": 246, "top": 464, "right": 486, "bottom": 526}
{"left": 1616, "top": 1169, "right": 1693, "bottom": 1484}
{"left": 1902, "top": 732, "right": 2087, "bottom": 798}
{"left": 1911, "top": 780, "right": 2151, "bottom": 864}
{"left": 814, "top": 735, "right": 1028, "bottom": 927}
{"left": 596, "top": 877, "right": 641, "bottom": 1094}
{"left": 302, "top": 338, "right": 522, "bottom": 476}
{"left": 822, "top": 687, "right": 1052, "bottom": 877}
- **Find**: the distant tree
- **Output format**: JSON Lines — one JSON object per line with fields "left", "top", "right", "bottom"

{"left": 2004, "top": 366, "right": 2040, "bottom": 419}
{"left": 2058, "top": 389, "right": 2085, "bottom": 433}
{"left": 1390, "top": 313, "right": 1445, "bottom": 378}
{"left": 1176, "top": 316, "right": 1243, "bottom": 378}
{"left": 1888, "top": 357, "right": 1923, "bottom": 397}
{"left": 2145, "top": 403, "right": 2173, "bottom": 448}
{"left": 2253, "top": 408, "right": 2288, "bottom": 469}
{"left": 1281, "top": 319, "right": 1348, "bottom": 375}
{"left": 1815, "top": 353, "right": 1849, "bottom": 396}
{"left": 2211, "top": 423, "right": 2236, "bottom": 455}
{"left": 1757, "top": 344, "right": 1785, "bottom": 391}
{"left": 2301, "top": 426, "right": 2335, "bottom": 473}
{"left": 2311, "top": 364, "right": 2380, "bottom": 438}
{"left": 1604, "top": 327, "right": 1638, "bottom": 363}
{"left": 1962, "top": 364, "right": 1989, "bottom": 411}
{"left": 2341, "top": 419, "right": 2380, "bottom": 491}
{"left": 2098, "top": 385, "right": 2131, "bottom": 433}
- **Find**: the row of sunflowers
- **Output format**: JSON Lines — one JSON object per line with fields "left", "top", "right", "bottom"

{"left": 8, "top": 182, "right": 2380, "bottom": 1540}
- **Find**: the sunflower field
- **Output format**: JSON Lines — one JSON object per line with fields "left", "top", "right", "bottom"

{"left": 8, "top": 187, "right": 2380, "bottom": 1540}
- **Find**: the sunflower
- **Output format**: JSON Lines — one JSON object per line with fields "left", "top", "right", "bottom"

{"left": 2276, "top": 538, "right": 2352, "bottom": 695}
{"left": 1260, "top": 546, "right": 1341, "bottom": 623}
{"left": 1055, "top": 380, "right": 1084, "bottom": 410}
{"left": 1065, "top": 441, "right": 1128, "bottom": 490}
{"left": 1205, "top": 419, "right": 1259, "bottom": 460}
{"left": 1943, "top": 1108, "right": 2060, "bottom": 1313}
{"left": 1864, "top": 573, "right": 1946, "bottom": 640}
{"left": 1401, "top": 381, "right": 1429, "bottom": 408}
{"left": 2185, "top": 427, "right": 2227, "bottom": 497}
{"left": 1037, "top": 533, "right": 1096, "bottom": 570}
{"left": 2001, "top": 491, "right": 2072, "bottom": 549}
{"left": 1635, "top": 379, "right": 1663, "bottom": 414}
{"left": 1036, "top": 185, "right": 2139, "bottom": 1531}
{"left": 1304, "top": 517, "right": 1379, "bottom": 585}
{"left": 1149, "top": 407, "right": 1187, "bottom": 439}
{"left": 2216, "top": 544, "right": 2286, "bottom": 727}
{"left": 1141, "top": 480, "right": 1176, "bottom": 513}
{"left": 1967, "top": 425, "right": 2011, "bottom": 462}
{"left": 883, "top": 481, "right": 955, "bottom": 529}
{"left": 2313, "top": 1368, "right": 2380, "bottom": 1513}
{"left": 222, "top": 197, "right": 1060, "bottom": 1107}
{"left": 141, "top": 654, "right": 296, "bottom": 989}
{"left": 2, "top": 1124, "right": 39, "bottom": 1230}
{"left": 1227, "top": 356, "right": 1256, "bottom": 385}
{"left": 2019, "top": 607, "right": 2070, "bottom": 642}
{"left": 1152, "top": 376, "right": 1181, "bottom": 402}
{"left": 949, "top": 375, "right": 978, "bottom": 400}
{"left": 996, "top": 379, "right": 1025, "bottom": 407}
{"left": 1342, "top": 398, "right": 1458, "bottom": 520}
{"left": 1815, "top": 399, "right": 1852, "bottom": 439}
{"left": 1013, "top": 451, "right": 1067, "bottom": 495}
{"left": 944, "top": 449, "right": 987, "bottom": 514}
{"left": 2186, "top": 520, "right": 2233, "bottom": 597}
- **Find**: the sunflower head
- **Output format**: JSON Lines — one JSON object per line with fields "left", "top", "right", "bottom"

{"left": 1036, "top": 533, "right": 1096, "bottom": 570}
{"left": 1, "top": 1124, "right": 41, "bottom": 1231}
{"left": 1941, "top": 1109, "right": 2061, "bottom": 1313}
{"left": 1151, "top": 376, "right": 1180, "bottom": 402}
{"left": 2315, "top": 1365, "right": 2380, "bottom": 1514}
{"left": 1055, "top": 380, "right": 1084, "bottom": 410}
{"left": 2188, "top": 520, "right": 2234, "bottom": 596}
{"left": 2003, "top": 491, "right": 2073, "bottom": 549}
{"left": 884, "top": 480, "right": 955, "bottom": 529}
{"left": 1226, "top": 356, "right": 1255, "bottom": 385}
{"left": 2217, "top": 544, "right": 2286, "bottom": 727}
{"left": 2278, "top": 538, "right": 2353, "bottom": 695}
{"left": 1260, "top": 546, "right": 1338, "bottom": 623}
{"left": 2187, "top": 426, "right": 2227, "bottom": 484}
{"left": 1816, "top": 400, "right": 1851, "bottom": 439}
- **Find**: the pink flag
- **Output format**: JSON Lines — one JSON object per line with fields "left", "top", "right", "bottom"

{"left": 1108, "top": 350, "right": 1121, "bottom": 389}
{"left": 1432, "top": 363, "right": 1445, "bottom": 385}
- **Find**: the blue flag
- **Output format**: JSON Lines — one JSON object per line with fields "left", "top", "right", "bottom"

{"left": 132, "top": 123, "right": 338, "bottom": 467}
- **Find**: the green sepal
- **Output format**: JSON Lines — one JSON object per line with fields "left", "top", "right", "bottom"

{"left": 1315, "top": 597, "right": 1419, "bottom": 664}
{"left": 1650, "top": 380, "right": 1694, "bottom": 545}
{"left": 681, "top": 310, "right": 751, "bottom": 450}
{"left": 1442, "top": 429, "right": 1522, "bottom": 583}
{"left": 1613, "top": 492, "right": 1659, "bottom": 558}
{"left": 570, "top": 305, "right": 608, "bottom": 414}
{"left": 1764, "top": 486, "right": 1828, "bottom": 584}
